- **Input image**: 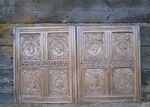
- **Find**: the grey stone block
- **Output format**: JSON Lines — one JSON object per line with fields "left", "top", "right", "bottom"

{"left": 0, "top": 58, "right": 13, "bottom": 70}
{"left": 1, "top": 0, "right": 150, "bottom": 23}
{"left": 0, "top": 70, "right": 13, "bottom": 94}
{"left": 141, "top": 46, "right": 150, "bottom": 69}
{"left": 65, "top": 11, "right": 111, "bottom": 23}
{"left": 0, "top": 69, "right": 13, "bottom": 76}
{"left": 0, "top": 25, "right": 13, "bottom": 46}
{"left": 109, "top": 10, "right": 150, "bottom": 23}
{"left": 0, "top": 46, "right": 13, "bottom": 69}
{"left": 0, "top": 94, "right": 14, "bottom": 104}
{"left": 140, "top": 25, "right": 150, "bottom": 46}
{"left": 141, "top": 68, "right": 150, "bottom": 101}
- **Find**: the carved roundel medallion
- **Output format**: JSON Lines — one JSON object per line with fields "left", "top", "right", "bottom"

{"left": 54, "top": 78, "right": 68, "bottom": 93}
{"left": 22, "top": 71, "right": 41, "bottom": 95}
{"left": 51, "top": 41, "right": 65, "bottom": 57}
{"left": 22, "top": 41, "right": 40, "bottom": 57}
{"left": 85, "top": 69, "right": 105, "bottom": 95}
{"left": 116, "top": 41, "right": 129, "bottom": 55}
{"left": 88, "top": 42, "right": 102, "bottom": 56}
{"left": 49, "top": 70, "right": 69, "bottom": 95}
{"left": 113, "top": 68, "right": 133, "bottom": 95}
{"left": 24, "top": 76, "right": 40, "bottom": 94}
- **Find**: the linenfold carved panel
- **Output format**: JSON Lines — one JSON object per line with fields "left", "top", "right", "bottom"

{"left": 14, "top": 27, "right": 75, "bottom": 103}
{"left": 77, "top": 26, "right": 140, "bottom": 102}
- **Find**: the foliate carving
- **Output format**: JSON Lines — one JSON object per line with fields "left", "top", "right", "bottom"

{"left": 20, "top": 60, "right": 70, "bottom": 69}
{"left": 84, "top": 58, "right": 134, "bottom": 68}
{"left": 21, "top": 69, "right": 41, "bottom": 96}
{"left": 84, "top": 33, "right": 105, "bottom": 60}
{"left": 113, "top": 68, "right": 134, "bottom": 95}
{"left": 20, "top": 34, "right": 41, "bottom": 60}
{"left": 116, "top": 41, "right": 129, "bottom": 55}
{"left": 84, "top": 69, "right": 106, "bottom": 96}
{"left": 111, "top": 58, "right": 134, "bottom": 68}
{"left": 112, "top": 33, "right": 133, "bottom": 59}
{"left": 48, "top": 33, "right": 69, "bottom": 60}
{"left": 49, "top": 69, "right": 69, "bottom": 96}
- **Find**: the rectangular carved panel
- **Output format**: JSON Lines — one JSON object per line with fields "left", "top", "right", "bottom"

{"left": 14, "top": 27, "right": 76, "bottom": 103}
{"left": 112, "top": 68, "right": 134, "bottom": 95}
{"left": 47, "top": 33, "right": 69, "bottom": 60}
{"left": 77, "top": 26, "right": 140, "bottom": 102}
{"left": 84, "top": 69, "right": 108, "bottom": 97}
{"left": 21, "top": 69, "right": 42, "bottom": 97}
{"left": 84, "top": 32, "right": 106, "bottom": 60}
{"left": 20, "top": 33, "right": 42, "bottom": 61}
{"left": 111, "top": 33, "right": 134, "bottom": 68}
{"left": 48, "top": 69, "right": 70, "bottom": 97}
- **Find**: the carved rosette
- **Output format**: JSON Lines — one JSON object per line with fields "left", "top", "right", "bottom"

{"left": 48, "top": 33, "right": 69, "bottom": 60}
{"left": 84, "top": 69, "right": 107, "bottom": 96}
{"left": 49, "top": 69, "right": 70, "bottom": 96}
{"left": 20, "top": 34, "right": 41, "bottom": 60}
{"left": 21, "top": 69, "right": 41, "bottom": 96}
{"left": 112, "top": 33, "right": 133, "bottom": 60}
{"left": 113, "top": 68, "right": 134, "bottom": 95}
{"left": 84, "top": 33, "right": 105, "bottom": 60}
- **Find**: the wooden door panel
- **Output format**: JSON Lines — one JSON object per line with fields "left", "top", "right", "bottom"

{"left": 14, "top": 26, "right": 76, "bottom": 103}
{"left": 21, "top": 68, "right": 42, "bottom": 96}
{"left": 77, "top": 27, "right": 109, "bottom": 102}
{"left": 83, "top": 32, "right": 107, "bottom": 60}
{"left": 19, "top": 33, "right": 43, "bottom": 61}
{"left": 47, "top": 33, "right": 69, "bottom": 60}
{"left": 110, "top": 32, "right": 135, "bottom": 97}
{"left": 112, "top": 68, "right": 134, "bottom": 96}
{"left": 111, "top": 32, "right": 134, "bottom": 67}
{"left": 77, "top": 26, "right": 140, "bottom": 102}
{"left": 45, "top": 30, "right": 74, "bottom": 103}
{"left": 84, "top": 69, "right": 108, "bottom": 97}
{"left": 18, "top": 33, "right": 44, "bottom": 102}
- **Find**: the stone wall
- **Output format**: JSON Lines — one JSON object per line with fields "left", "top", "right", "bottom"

{"left": 0, "top": 0, "right": 150, "bottom": 104}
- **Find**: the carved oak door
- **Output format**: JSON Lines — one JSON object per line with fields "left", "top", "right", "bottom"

{"left": 77, "top": 26, "right": 141, "bottom": 102}
{"left": 14, "top": 26, "right": 76, "bottom": 103}
{"left": 14, "top": 26, "right": 140, "bottom": 103}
